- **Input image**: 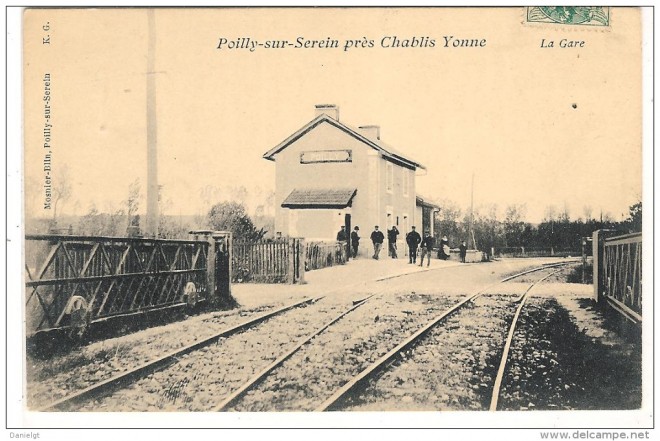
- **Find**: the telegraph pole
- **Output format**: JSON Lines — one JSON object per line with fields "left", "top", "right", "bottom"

{"left": 145, "top": 9, "right": 159, "bottom": 237}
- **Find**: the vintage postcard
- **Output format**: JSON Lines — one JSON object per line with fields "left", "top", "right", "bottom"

{"left": 9, "top": 5, "right": 652, "bottom": 437}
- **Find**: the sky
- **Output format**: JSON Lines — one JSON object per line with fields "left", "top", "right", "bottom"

{"left": 23, "top": 8, "right": 644, "bottom": 223}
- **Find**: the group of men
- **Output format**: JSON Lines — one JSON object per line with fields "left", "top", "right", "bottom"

{"left": 336, "top": 225, "right": 362, "bottom": 259}
{"left": 338, "top": 224, "right": 468, "bottom": 265}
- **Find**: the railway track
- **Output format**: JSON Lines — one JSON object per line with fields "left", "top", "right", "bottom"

{"left": 224, "top": 291, "right": 457, "bottom": 411}
{"left": 35, "top": 258, "right": 470, "bottom": 411}
{"left": 38, "top": 295, "right": 325, "bottom": 411}
{"left": 215, "top": 262, "right": 574, "bottom": 412}
{"left": 38, "top": 260, "right": 575, "bottom": 412}
{"left": 211, "top": 294, "right": 377, "bottom": 411}
{"left": 489, "top": 268, "right": 565, "bottom": 410}
{"left": 316, "top": 262, "right": 572, "bottom": 411}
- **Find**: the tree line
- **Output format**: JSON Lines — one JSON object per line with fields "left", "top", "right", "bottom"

{"left": 434, "top": 199, "right": 642, "bottom": 252}
{"left": 27, "top": 177, "right": 275, "bottom": 242}
{"left": 27, "top": 170, "right": 641, "bottom": 249}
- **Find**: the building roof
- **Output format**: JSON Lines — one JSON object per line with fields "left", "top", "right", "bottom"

{"left": 263, "top": 114, "right": 426, "bottom": 171}
{"left": 416, "top": 194, "right": 441, "bottom": 210}
{"left": 281, "top": 188, "right": 357, "bottom": 209}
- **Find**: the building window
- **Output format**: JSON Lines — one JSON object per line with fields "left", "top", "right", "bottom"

{"left": 402, "top": 168, "right": 409, "bottom": 196}
{"left": 386, "top": 162, "right": 393, "bottom": 193}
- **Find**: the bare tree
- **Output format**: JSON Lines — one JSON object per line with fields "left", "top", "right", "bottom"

{"left": 504, "top": 203, "right": 527, "bottom": 247}
{"left": 558, "top": 202, "right": 571, "bottom": 223}
{"left": 158, "top": 193, "right": 189, "bottom": 239}
{"left": 52, "top": 164, "right": 72, "bottom": 221}
{"left": 264, "top": 190, "right": 275, "bottom": 217}
{"left": 123, "top": 178, "right": 142, "bottom": 234}
{"left": 104, "top": 202, "right": 126, "bottom": 236}
{"left": 434, "top": 198, "right": 462, "bottom": 242}
{"left": 199, "top": 185, "right": 221, "bottom": 207}
{"left": 544, "top": 205, "right": 557, "bottom": 222}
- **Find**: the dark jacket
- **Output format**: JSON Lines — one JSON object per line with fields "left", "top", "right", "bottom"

{"left": 370, "top": 230, "right": 384, "bottom": 244}
{"left": 459, "top": 244, "right": 467, "bottom": 255}
{"left": 337, "top": 229, "right": 347, "bottom": 241}
{"left": 387, "top": 228, "right": 399, "bottom": 243}
{"left": 421, "top": 236, "right": 435, "bottom": 250}
{"left": 351, "top": 231, "right": 360, "bottom": 244}
{"left": 406, "top": 230, "right": 421, "bottom": 246}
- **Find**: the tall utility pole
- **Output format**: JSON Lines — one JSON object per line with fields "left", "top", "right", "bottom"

{"left": 145, "top": 9, "right": 159, "bottom": 237}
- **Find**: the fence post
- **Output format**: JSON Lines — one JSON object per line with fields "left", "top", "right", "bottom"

{"left": 189, "top": 230, "right": 217, "bottom": 305}
{"left": 215, "top": 231, "right": 232, "bottom": 302}
{"left": 581, "top": 238, "right": 587, "bottom": 284}
{"left": 592, "top": 230, "right": 602, "bottom": 302}
{"left": 287, "top": 238, "right": 295, "bottom": 284}
{"left": 297, "top": 239, "right": 306, "bottom": 284}
{"left": 189, "top": 230, "right": 233, "bottom": 308}
{"left": 207, "top": 236, "right": 217, "bottom": 302}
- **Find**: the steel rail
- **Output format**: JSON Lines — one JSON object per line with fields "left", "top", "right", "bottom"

{"left": 36, "top": 256, "right": 471, "bottom": 411}
{"left": 315, "top": 262, "right": 575, "bottom": 412}
{"left": 38, "top": 295, "right": 323, "bottom": 412}
{"left": 489, "top": 267, "right": 566, "bottom": 411}
{"left": 211, "top": 261, "right": 511, "bottom": 412}
{"left": 213, "top": 294, "right": 376, "bottom": 411}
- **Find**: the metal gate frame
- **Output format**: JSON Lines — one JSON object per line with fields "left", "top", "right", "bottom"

{"left": 593, "top": 230, "right": 642, "bottom": 323}
{"left": 25, "top": 232, "right": 233, "bottom": 339}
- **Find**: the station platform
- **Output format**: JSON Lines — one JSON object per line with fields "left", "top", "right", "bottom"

{"left": 231, "top": 256, "right": 463, "bottom": 309}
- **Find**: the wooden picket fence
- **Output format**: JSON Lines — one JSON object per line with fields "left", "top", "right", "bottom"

{"left": 232, "top": 238, "right": 303, "bottom": 284}
{"left": 305, "top": 241, "right": 347, "bottom": 271}
{"left": 232, "top": 238, "right": 347, "bottom": 284}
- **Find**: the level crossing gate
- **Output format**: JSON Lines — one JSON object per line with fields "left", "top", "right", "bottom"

{"left": 593, "top": 230, "right": 642, "bottom": 323}
{"left": 25, "top": 232, "right": 232, "bottom": 343}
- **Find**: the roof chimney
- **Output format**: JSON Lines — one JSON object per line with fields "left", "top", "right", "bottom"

{"left": 315, "top": 104, "right": 339, "bottom": 121}
{"left": 358, "top": 125, "right": 380, "bottom": 141}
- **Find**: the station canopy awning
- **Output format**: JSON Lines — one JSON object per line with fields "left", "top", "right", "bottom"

{"left": 416, "top": 194, "right": 441, "bottom": 210}
{"left": 281, "top": 188, "right": 357, "bottom": 209}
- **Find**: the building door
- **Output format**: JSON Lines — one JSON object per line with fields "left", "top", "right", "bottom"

{"left": 422, "top": 206, "right": 431, "bottom": 234}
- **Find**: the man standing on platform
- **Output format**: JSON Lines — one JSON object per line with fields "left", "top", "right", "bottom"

{"left": 459, "top": 240, "right": 468, "bottom": 263}
{"left": 351, "top": 226, "right": 361, "bottom": 258}
{"left": 370, "top": 226, "right": 384, "bottom": 260}
{"left": 387, "top": 226, "right": 399, "bottom": 259}
{"left": 336, "top": 225, "right": 347, "bottom": 242}
{"left": 420, "top": 230, "right": 435, "bottom": 267}
{"left": 406, "top": 226, "right": 421, "bottom": 264}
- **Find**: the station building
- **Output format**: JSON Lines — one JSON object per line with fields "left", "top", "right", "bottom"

{"left": 263, "top": 104, "right": 438, "bottom": 254}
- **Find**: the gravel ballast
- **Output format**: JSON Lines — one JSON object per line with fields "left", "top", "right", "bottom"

{"left": 26, "top": 259, "right": 641, "bottom": 412}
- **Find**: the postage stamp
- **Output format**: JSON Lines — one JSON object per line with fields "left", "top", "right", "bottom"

{"left": 526, "top": 7, "right": 610, "bottom": 27}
